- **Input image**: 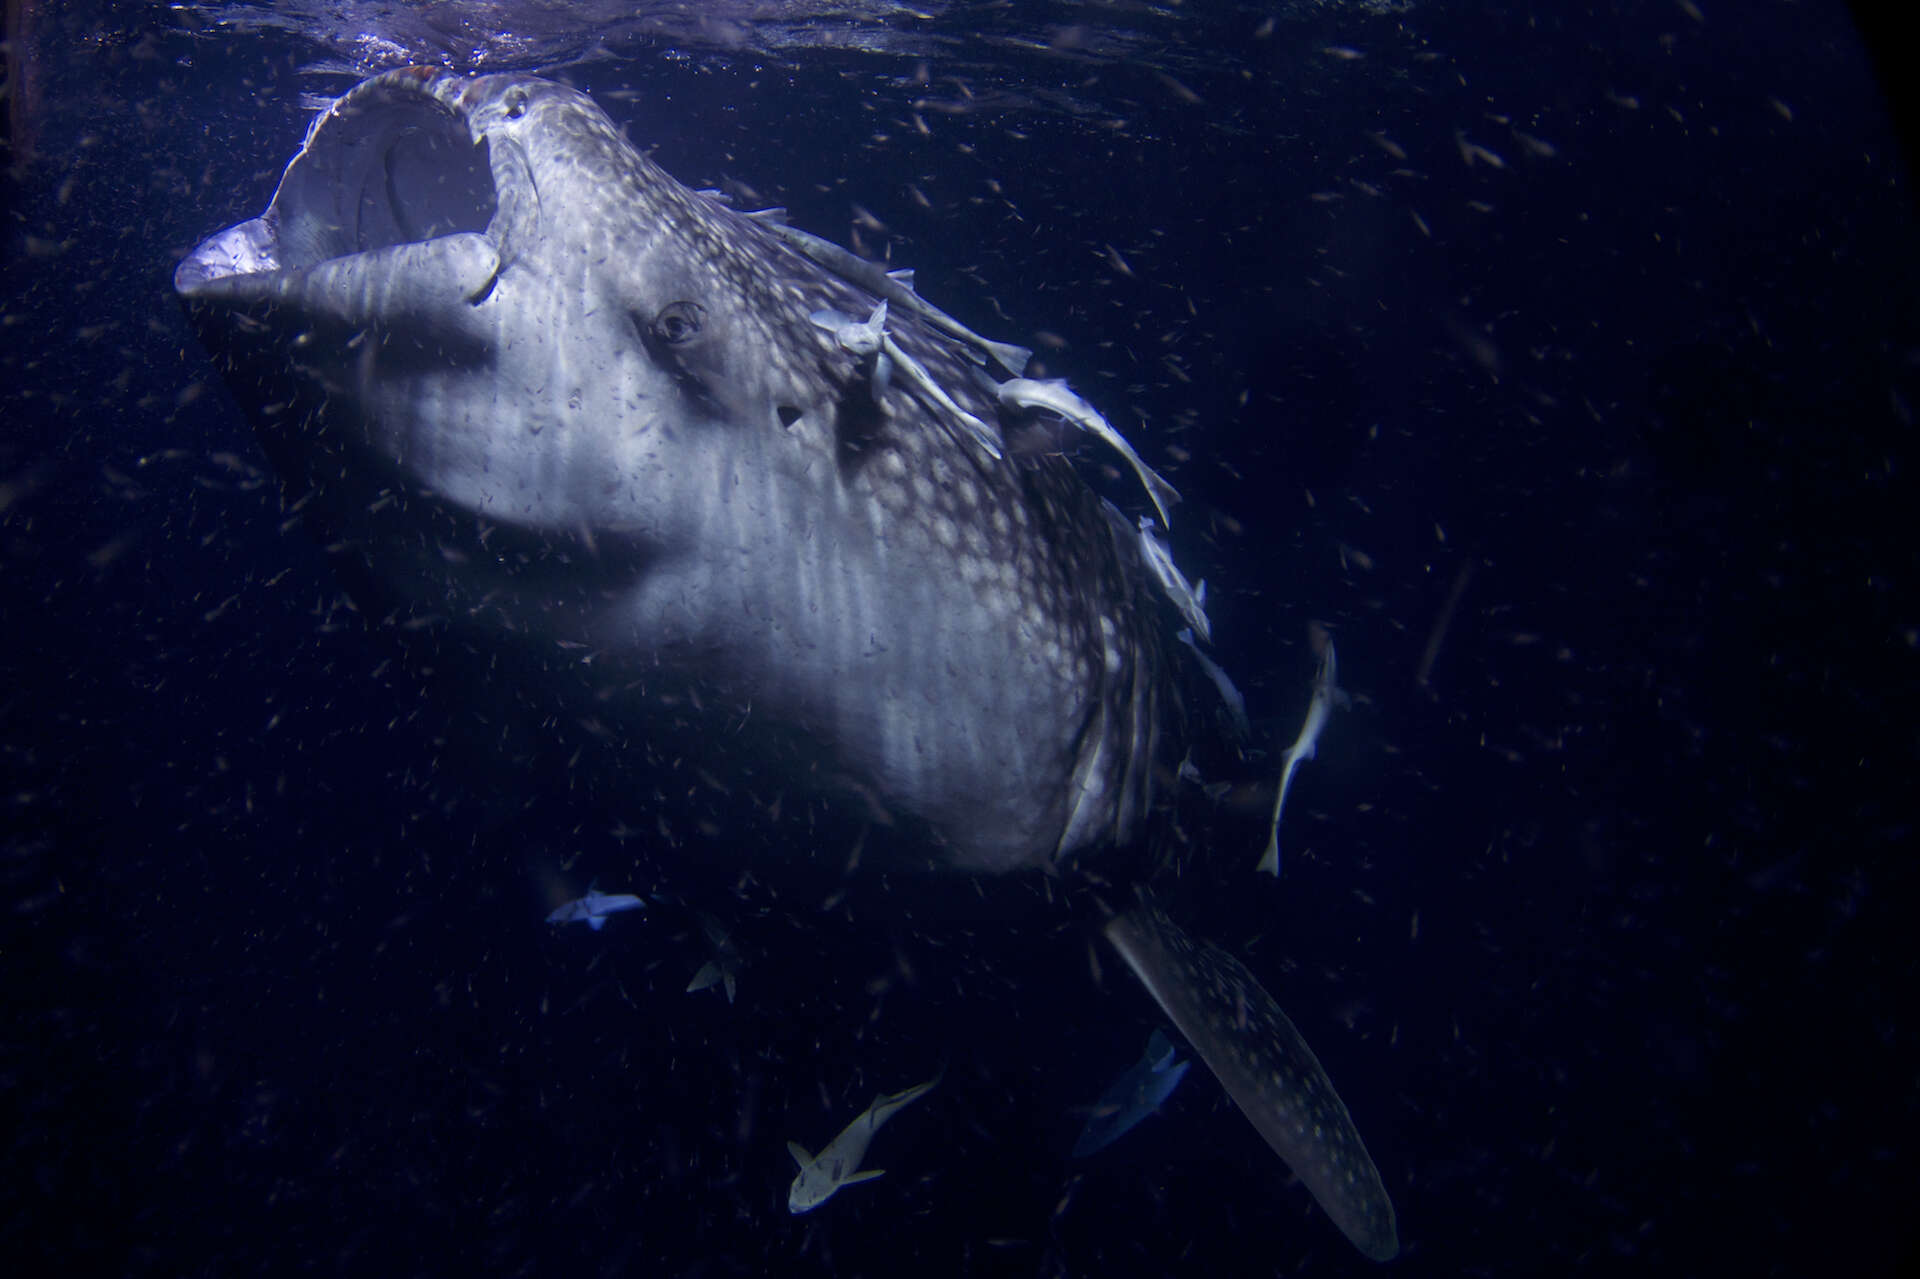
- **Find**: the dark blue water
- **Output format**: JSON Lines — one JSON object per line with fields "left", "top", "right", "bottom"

{"left": 4, "top": 2, "right": 1916, "bottom": 1275}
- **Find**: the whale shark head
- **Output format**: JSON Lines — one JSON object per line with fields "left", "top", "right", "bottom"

{"left": 175, "top": 67, "right": 1171, "bottom": 875}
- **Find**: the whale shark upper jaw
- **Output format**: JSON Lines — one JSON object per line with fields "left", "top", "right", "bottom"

{"left": 173, "top": 67, "right": 506, "bottom": 303}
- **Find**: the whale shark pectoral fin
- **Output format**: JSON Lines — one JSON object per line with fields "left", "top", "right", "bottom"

{"left": 1103, "top": 904, "right": 1399, "bottom": 1263}
{"left": 787, "top": 1140, "right": 813, "bottom": 1167}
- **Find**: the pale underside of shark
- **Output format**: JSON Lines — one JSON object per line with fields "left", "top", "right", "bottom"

{"left": 173, "top": 67, "right": 1397, "bottom": 1262}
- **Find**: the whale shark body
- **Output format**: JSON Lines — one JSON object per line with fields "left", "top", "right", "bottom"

{"left": 174, "top": 68, "right": 1397, "bottom": 1261}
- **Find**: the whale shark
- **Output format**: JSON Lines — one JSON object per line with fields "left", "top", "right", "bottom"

{"left": 173, "top": 68, "right": 1397, "bottom": 1261}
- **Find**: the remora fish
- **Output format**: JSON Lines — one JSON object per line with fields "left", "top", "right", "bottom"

{"left": 684, "top": 911, "right": 742, "bottom": 1004}
{"left": 749, "top": 210, "right": 1034, "bottom": 377}
{"left": 173, "top": 69, "right": 1396, "bottom": 1261}
{"left": 786, "top": 1074, "right": 940, "bottom": 1213}
{"left": 1134, "top": 514, "right": 1212, "bottom": 643}
{"left": 546, "top": 887, "right": 646, "bottom": 931}
{"left": 1177, "top": 626, "right": 1251, "bottom": 741}
{"left": 1258, "top": 625, "right": 1350, "bottom": 877}
{"left": 1072, "top": 1027, "right": 1191, "bottom": 1158}
{"left": 996, "top": 377, "right": 1180, "bottom": 529}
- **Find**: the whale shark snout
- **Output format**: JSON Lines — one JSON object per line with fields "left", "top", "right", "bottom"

{"left": 176, "top": 68, "right": 1397, "bottom": 1260}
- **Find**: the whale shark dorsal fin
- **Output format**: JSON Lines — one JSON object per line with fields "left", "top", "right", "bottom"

{"left": 787, "top": 1140, "right": 812, "bottom": 1167}
{"left": 1103, "top": 901, "right": 1399, "bottom": 1262}
{"left": 885, "top": 267, "right": 915, "bottom": 289}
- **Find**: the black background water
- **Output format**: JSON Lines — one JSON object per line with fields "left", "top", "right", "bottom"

{"left": 4, "top": 2, "right": 1916, "bottom": 1275}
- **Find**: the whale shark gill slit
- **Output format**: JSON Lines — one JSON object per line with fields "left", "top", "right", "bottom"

{"left": 1105, "top": 903, "right": 1400, "bottom": 1262}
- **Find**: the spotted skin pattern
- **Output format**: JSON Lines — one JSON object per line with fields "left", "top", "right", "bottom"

{"left": 1106, "top": 905, "right": 1399, "bottom": 1261}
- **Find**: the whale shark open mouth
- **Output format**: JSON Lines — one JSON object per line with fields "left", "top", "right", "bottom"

{"left": 176, "top": 72, "right": 500, "bottom": 295}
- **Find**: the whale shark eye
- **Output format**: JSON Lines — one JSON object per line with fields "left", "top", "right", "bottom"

{"left": 503, "top": 88, "right": 529, "bottom": 120}
{"left": 652, "top": 301, "right": 706, "bottom": 346}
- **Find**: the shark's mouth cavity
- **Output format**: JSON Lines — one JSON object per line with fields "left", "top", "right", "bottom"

{"left": 176, "top": 79, "right": 498, "bottom": 291}
{"left": 359, "top": 121, "right": 495, "bottom": 249}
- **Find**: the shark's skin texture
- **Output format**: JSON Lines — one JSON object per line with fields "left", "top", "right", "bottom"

{"left": 787, "top": 1075, "right": 940, "bottom": 1213}
{"left": 175, "top": 69, "right": 1396, "bottom": 1260}
{"left": 1072, "top": 1028, "right": 1191, "bottom": 1158}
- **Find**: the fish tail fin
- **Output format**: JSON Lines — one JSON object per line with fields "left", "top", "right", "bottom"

{"left": 1261, "top": 760, "right": 1300, "bottom": 875}
{"left": 1102, "top": 899, "right": 1398, "bottom": 1262}
{"left": 871, "top": 1073, "right": 941, "bottom": 1125}
{"left": 1141, "top": 464, "right": 1182, "bottom": 529}
{"left": 988, "top": 338, "right": 1033, "bottom": 377}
